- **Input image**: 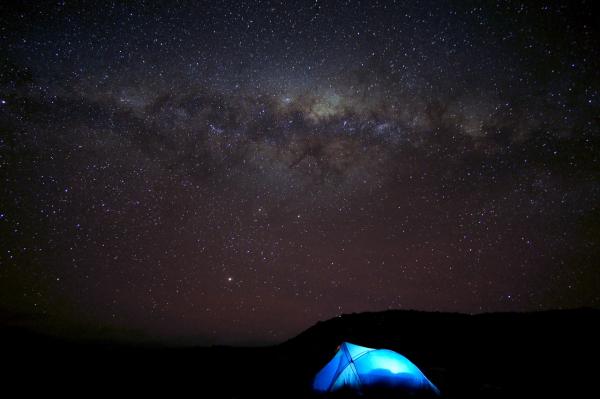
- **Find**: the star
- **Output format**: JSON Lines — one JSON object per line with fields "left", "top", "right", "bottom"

{"left": 0, "top": 0, "right": 597, "bottom": 345}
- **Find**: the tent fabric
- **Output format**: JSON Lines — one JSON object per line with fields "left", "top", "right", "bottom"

{"left": 313, "top": 342, "right": 440, "bottom": 395}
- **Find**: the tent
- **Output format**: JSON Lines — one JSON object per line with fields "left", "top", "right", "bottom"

{"left": 313, "top": 342, "right": 440, "bottom": 396}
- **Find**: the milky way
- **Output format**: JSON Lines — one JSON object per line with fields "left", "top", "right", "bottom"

{"left": 1, "top": 1, "right": 599, "bottom": 344}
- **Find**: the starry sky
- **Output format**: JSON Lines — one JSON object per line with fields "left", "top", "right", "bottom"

{"left": 1, "top": 0, "right": 599, "bottom": 345}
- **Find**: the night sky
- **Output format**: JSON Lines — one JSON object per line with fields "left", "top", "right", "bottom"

{"left": 1, "top": 0, "right": 599, "bottom": 345}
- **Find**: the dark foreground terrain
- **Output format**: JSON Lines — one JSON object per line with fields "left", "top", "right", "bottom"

{"left": 2, "top": 309, "right": 599, "bottom": 398}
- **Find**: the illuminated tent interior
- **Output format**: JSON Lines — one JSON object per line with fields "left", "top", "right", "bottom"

{"left": 313, "top": 342, "right": 440, "bottom": 396}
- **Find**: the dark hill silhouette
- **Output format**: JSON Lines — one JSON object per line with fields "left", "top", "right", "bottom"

{"left": 2, "top": 308, "right": 598, "bottom": 398}
{"left": 279, "top": 308, "right": 600, "bottom": 397}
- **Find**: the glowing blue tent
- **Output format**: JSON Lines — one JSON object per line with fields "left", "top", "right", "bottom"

{"left": 313, "top": 342, "right": 440, "bottom": 395}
